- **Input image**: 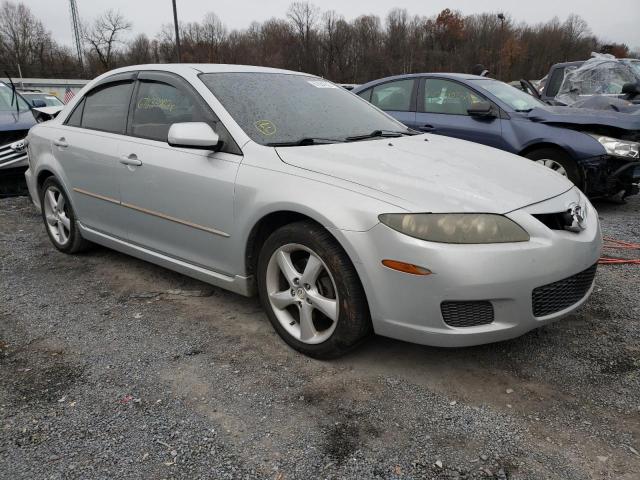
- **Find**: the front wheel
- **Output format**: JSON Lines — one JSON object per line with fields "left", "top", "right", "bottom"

{"left": 524, "top": 148, "right": 584, "bottom": 190}
{"left": 257, "top": 221, "right": 371, "bottom": 359}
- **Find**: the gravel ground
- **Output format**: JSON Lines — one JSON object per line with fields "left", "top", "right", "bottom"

{"left": 1, "top": 193, "right": 639, "bottom": 480}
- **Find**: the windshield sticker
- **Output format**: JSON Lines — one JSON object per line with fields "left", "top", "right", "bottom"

{"left": 254, "top": 120, "right": 276, "bottom": 136}
{"left": 307, "top": 80, "right": 337, "bottom": 89}
{"left": 137, "top": 96, "right": 176, "bottom": 112}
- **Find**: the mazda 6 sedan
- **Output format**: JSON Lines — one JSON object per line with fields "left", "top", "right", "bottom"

{"left": 25, "top": 64, "right": 602, "bottom": 358}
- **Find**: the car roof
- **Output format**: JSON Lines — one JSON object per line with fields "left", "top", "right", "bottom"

{"left": 105, "top": 63, "right": 315, "bottom": 77}
{"left": 353, "top": 73, "right": 489, "bottom": 92}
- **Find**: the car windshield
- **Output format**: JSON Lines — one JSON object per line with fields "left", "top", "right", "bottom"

{"left": 0, "top": 83, "right": 31, "bottom": 112}
{"left": 25, "top": 93, "right": 64, "bottom": 107}
{"left": 469, "top": 79, "right": 546, "bottom": 111}
{"left": 200, "top": 72, "right": 411, "bottom": 145}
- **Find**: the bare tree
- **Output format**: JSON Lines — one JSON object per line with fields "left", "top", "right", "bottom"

{"left": 126, "top": 33, "right": 152, "bottom": 64}
{"left": 84, "top": 9, "right": 131, "bottom": 71}
{"left": 287, "top": 1, "right": 319, "bottom": 71}
{"left": 202, "top": 12, "right": 227, "bottom": 62}
{"left": 0, "top": 1, "right": 46, "bottom": 72}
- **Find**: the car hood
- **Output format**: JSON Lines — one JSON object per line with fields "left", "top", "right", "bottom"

{"left": 526, "top": 106, "right": 640, "bottom": 132}
{"left": 276, "top": 134, "right": 573, "bottom": 213}
{"left": 0, "top": 109, "right": 37, "bottom": 131}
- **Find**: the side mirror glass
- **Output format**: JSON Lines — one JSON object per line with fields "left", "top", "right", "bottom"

{"left": 467, "top": 101, "right": 495, "bottom": 117}
{"left": 31, "top": 99, "right": 47, "bottom": 108}
{"left": 167, "top": 122, "right": 221, "bottom": 150}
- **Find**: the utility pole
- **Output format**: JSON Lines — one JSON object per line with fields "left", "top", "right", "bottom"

{"left": 172, "top": 0, "right": 182, "bottom": 62}
{"left": 69, "top": 0, "right": 84, "bottom": 70}
{"left": 497, "top": 13, "right": 505, "bottom": 80}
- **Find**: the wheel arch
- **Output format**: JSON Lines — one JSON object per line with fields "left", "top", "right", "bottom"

{"left": 245, "top": 210, "right": 335, "bottom": 278}
{"left": 36, "top": 169, "right": 57, "bottom": 194}
{"left": 519, "top": 142, "right": 572, "bottom": 158}
{"left": 243, "top": 210, "right": 370, "bottom": 306}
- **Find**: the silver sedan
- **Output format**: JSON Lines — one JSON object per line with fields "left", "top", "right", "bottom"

{"left": 25, "top": 65, "right": 602, "bottom": 358}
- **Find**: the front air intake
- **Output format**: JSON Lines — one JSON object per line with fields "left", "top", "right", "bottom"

{"left": 441, "top": 301, "right": 494, "bottom": 328}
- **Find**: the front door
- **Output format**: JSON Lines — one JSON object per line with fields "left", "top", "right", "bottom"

{"left": 416, "top": 78, "right": 505, "bottom": 150}
{"left": 117, "top": 72, "right": 242, "bottom": 275}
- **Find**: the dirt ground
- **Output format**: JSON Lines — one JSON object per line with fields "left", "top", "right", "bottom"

{"left": 1, "top": 194, "right": 639, "bottom": 479}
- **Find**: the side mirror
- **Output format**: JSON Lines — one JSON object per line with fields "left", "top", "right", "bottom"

{"left": 621, "top": 82, "right": 640, "bottom": 98}
{"left": 467, "top": 101, "right": 495, "bottom": 117}
{"left": 167, "top": 122, "right": 221, "bottom": 150}
{"left": 31, "top": 99, "right": 47, "bottom": 108}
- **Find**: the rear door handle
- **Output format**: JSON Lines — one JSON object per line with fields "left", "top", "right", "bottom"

{"left": 53, "top": 137, "right": 68, "bottom": 147}
{"left": 418, "top": 125, "right": 435, "bottom": 132}
{"left": 120, "top": 154, "right": 142, "bottom": 167}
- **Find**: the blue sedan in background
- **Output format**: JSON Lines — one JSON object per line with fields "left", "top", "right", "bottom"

{"left": 353, "top": 73, "right": 640, "bottom": 199}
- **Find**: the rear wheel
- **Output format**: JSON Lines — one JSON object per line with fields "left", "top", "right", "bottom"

{"left": 40, "top": 177, "right": 91, "bottom": 254}
{"left": 524, "top": 148, "right": 584, "bottom": 189}
{"left": 257, "top": 221, "right": 371, "bottom": 359}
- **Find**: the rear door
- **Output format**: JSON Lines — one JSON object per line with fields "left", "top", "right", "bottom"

{"left": 50, "top": 74, "right": 135, "bottom": 239}
{"left": 415, "top": 78, "right": 505, "bottom": 149}
{"left": 117, "top": 71, "right": 242, "bottom": 274}
{"left": 358, "top": 78, "right": 417, "bottom": 127}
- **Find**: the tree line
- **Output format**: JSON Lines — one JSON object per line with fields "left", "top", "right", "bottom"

{"left": 0, "top": 0, "right": 636, "bottom": 83}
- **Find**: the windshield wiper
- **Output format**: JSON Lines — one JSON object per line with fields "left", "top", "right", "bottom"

{"left": 345, "top": 129, "right": 417, "bottom": 142}
{"left": 266, "top": 137, "right": 342, "bottom": 147}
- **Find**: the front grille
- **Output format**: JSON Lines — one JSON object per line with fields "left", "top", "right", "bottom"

{"left": 0, "top": 132, "right": 28, "bottom": 168}
{"left": 533, "top": 212, "right": 572, "bottom": 231}
{"left": 0, "top": 130, "right": 28, "bottom": 145}
{"left": 441, "top": 301, "right": 494, "bottom": 328}
{"left": 532, "top": 263, "right": 597, "bottom": 317}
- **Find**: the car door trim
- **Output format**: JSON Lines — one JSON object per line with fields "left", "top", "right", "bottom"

{"left": 73, "top": 187, "right": 230, "bottom": 237}
{"left": 73, "top": 187, "right": 120, "bottom": 205}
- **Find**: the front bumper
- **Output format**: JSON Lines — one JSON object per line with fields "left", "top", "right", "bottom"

{"left": 341, "top": 188, "right": 602, "bottom": 347}
{"left": 582, "top": 155, "right": 640, "bottom": 199}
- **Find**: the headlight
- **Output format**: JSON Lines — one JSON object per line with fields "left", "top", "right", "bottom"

{"left": 590, "top": 135, "right": 639, "bottom": 159}
{"left": 378, "top": 213, "right": 530, "bottom": 244}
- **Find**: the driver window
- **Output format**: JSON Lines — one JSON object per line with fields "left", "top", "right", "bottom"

{"left": 422, "top": 79, "right": 485, "bottom": 115}
{"left": 130, "top": 80, "right": 241, "bottom": 154}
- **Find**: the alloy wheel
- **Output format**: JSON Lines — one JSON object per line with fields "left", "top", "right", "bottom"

{"left": 43, "top": 186, "right": 71, "bottom": 246}
{"left": 265, "top": 243, "right": 339, "bottom": 344}
{"left": 536, "top": 159, "right": 568, "bottom": 177}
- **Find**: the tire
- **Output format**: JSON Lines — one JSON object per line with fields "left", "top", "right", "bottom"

{"left": 524, "top": 148, "right": 584, "bottom": 189}
{"left": 40, "top": 177, "right": 91, "bottom": 254}
{"left": 257, "top": 221, "right": 371, "bottom": 359}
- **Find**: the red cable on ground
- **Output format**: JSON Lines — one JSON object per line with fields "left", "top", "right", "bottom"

{"left": 599, "top": 237, "right": 640, "bottom": 265}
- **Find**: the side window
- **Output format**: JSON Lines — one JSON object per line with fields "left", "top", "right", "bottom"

{"left": 65, "top": 98, "right": 84, "bottom": 127}
{"left": 81, "top": 82, "right": 133, "bottom": 134}
{"left": 357, "top": 88, "right": 372, "bottom": 102}
{"left": 370, "top": 79, "right": 415, "bottom": 112}
{"left": 422, "top": 79, "right": 486, "bottom": 115}
{"left": 130, "top": 80, "right": 241, "bottom": 155}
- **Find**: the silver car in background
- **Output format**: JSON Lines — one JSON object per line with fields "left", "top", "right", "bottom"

{"left": 25, "top": 64, "right": 602, "bottom": 358}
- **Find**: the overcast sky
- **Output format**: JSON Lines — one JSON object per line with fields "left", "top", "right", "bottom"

{"left": 25, "top": 0, "right": 640, "bottom": 51}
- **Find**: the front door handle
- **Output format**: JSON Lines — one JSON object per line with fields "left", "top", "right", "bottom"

{"left": 418, "top": 125, "right": 435, "bottom": 132}
{"left": 53, "top": 137, "right": 68, "bottom": 148}
{"left": 120, "top": 154, "right": 142, "bottom": 167}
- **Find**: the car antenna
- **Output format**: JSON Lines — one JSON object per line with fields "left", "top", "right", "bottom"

{"left": 4, "top": 72, "right": 19, "bottom": 114}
